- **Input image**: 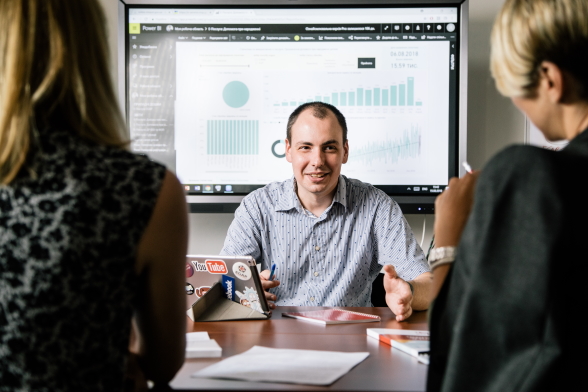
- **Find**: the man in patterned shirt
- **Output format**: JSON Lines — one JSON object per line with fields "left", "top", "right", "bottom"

{"left": 221, "top": 102, "right": 432, "bottom": 321}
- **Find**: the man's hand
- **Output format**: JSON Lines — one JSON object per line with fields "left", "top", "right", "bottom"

{"left": 260, "top": 269, "right": 280, "bottom": 309}
{"left": 383, "top": 264, "right": 413, "bottom": 321}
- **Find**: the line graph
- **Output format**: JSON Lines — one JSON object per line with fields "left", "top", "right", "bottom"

{"left": 349, "top": 125, "right": 421, "bottom": 165}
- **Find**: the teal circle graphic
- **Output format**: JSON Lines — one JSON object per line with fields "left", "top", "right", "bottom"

{"left": 223, "top": 81, "right": 249, "bottom": 108}
{"left": 272, "top": 140, "right": 285, "bottom": 158}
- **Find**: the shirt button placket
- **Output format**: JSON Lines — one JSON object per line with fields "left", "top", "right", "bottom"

{"left": 311, "top": 226, "right": 323, "bottom": 301}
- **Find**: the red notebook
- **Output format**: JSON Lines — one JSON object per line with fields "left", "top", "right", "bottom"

{"left": 366, "top": 328, "right": 430, "bottom": 364}
{"left": 282, "top": 309, "right": 381, "bottom": 325}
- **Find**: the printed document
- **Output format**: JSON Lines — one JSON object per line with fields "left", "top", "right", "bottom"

{"left": 192, "top": 345, "right": 369, "bottom": 385}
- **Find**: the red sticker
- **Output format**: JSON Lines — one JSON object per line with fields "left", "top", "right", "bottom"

{"left": 205, "top": 260, "right": 228, "bottom": 274}
{"left": 185, "top": 263, "right": 194, "bottom": 278}
{"left": 195, "top": 286, "right": 211, "bottom": 297}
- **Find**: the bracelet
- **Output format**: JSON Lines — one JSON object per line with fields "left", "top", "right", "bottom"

{"left": 428, "top": 246, "right": 457, "bottom": 270}
{"left": 406, "top": 281, "right": 414, "bottom": 295}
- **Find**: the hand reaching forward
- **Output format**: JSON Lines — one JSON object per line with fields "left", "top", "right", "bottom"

{"left": 260, "top": 269, "right": 280, "bottom": 310}
{"left": 383, "top": 264, "right": 413, "bottom": 321}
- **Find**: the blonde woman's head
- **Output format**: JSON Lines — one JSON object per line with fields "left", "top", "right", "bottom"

{"left": 490, "top": 0, "right": 588, "bottom": 99}
{"left": 0, "top": 0, "right": 126, "bottom": 184}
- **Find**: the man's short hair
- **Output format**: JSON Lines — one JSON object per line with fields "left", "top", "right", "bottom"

{"left": 286, "top": 102, "right": 348, "bottom": 143}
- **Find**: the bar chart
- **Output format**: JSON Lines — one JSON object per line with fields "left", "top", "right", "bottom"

{"left": 207, "top": 120, "right": 259, "bottom": 155}
{"left": 271, "top": 77, "right": 422, "bottom": 108}
{"left": 175, "top": 40, "right": 450, "bottom": 186}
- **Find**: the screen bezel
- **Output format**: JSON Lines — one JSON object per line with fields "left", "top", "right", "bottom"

{"left": 118, "top": 0, "right": 468, "bottom": 214}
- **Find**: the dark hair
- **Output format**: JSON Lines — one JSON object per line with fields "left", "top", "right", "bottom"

{"left": 286, "top": 102, "right": 348, "bottom": 143}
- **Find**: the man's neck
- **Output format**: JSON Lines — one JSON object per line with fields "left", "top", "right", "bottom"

{"left": 295, "top": 183, "right": 338, "bottom": 217}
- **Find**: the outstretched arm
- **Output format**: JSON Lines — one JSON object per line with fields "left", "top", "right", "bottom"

{"left": 384, "top": 266, "right": 432, "bottom": 321}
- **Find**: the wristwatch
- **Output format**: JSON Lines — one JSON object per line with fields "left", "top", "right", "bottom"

{"left": 428, "top": 246, "right": 457, "bottom": 269}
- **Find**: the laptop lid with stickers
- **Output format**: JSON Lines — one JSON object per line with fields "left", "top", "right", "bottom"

{"left": 185, "top": 255, "right": 270, "bottom": 316}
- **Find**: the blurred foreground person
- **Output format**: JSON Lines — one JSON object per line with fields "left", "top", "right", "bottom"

{"left": 0, "top": 1, "right": 188, "bottom": 391}
{"left": 428, "top": 0, "right": 588, "bottom": 390}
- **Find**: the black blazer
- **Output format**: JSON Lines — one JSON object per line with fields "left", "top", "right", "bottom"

{"left": 428, "top": 130, "right": 588, "bottom": 391}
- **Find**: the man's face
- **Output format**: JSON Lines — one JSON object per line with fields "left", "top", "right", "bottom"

{"left": 285, "top": 109, "right": 349, "bottom": 202}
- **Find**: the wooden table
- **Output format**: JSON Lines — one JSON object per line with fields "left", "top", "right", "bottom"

{"left": 169, "top": 307, "right": 429, "bottom": 391}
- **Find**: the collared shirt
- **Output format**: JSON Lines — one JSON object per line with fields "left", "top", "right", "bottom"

{"left": 221, "top": 175, "right": 429, "bottom": 306}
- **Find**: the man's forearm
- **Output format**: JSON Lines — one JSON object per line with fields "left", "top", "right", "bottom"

{"left": 409, "top": 271, "right": 433, "bottom": 310}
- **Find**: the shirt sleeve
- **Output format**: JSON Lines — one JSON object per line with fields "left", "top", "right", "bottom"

{"left": 220, "top": 195, "right": 264, "bottom": 265}
{"left": 372, "top": 192, "right": 429, "bottom": 280}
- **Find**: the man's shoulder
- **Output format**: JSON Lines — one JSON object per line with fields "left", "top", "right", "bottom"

{"left": 343, "top": 176, "right": 393, "bottom": 205}
{"left": 240, "top": 178, "right": 292, "bottom": 210}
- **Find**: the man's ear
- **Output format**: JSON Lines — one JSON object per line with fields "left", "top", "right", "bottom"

{"left": 342, "top": 140, "right": 349, "bottom": 164}
{"left": 285, "top": 139, "right": 293, "bottom": 163}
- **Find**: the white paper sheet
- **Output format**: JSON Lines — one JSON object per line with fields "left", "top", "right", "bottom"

{"left": 186, "top": 332, "right": 210, "bottom": 341}
{"left": 192, "top": 345, "right": 369, "bottom": 386}
{"left": 185, "top": 332, "right": 222, "bottom": 358}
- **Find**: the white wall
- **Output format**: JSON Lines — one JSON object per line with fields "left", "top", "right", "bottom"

{"left": 98, "top": 0, "right": 524, "bottom": 255}
{"left": 466, "top": 0, "right": 525, "bottom": 170}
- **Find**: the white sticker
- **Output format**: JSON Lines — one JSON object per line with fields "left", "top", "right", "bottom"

{"left": 233, "top": 262, "right": 252, "bottom": 281}
{"left": 236, "top": 287, "right": 263, "bottom": 313}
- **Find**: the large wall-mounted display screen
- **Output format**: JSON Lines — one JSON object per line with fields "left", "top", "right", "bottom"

{"left": 124, "top": 3, "right": 464, "bottom": 210}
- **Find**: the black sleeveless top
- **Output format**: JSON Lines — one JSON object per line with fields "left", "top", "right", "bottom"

{"left": 0, "top": 129, "right": 166, "bottom": 391}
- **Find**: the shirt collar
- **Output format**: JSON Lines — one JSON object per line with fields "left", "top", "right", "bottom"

{"left": 274, "top": 175, "right": 348, "bottom": 212}
{"left": 333, "top": 175, "right": 348, "bottom": 211}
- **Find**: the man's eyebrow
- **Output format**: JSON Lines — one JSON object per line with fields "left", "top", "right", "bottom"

{"left": 295, "top": 139, "right": 340, "bottom": 146}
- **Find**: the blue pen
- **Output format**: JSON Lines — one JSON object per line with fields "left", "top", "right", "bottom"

{"left": 269, "top": 263, "right": 276, "bottom": 280}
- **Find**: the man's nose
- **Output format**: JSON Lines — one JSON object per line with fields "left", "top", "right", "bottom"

{"left": 310, "top": 149, "right": 325, "bottom": 167}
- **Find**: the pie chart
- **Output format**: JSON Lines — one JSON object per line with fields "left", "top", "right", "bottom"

{"left": 223, "top": 81, "right": 250, "bottom": 108}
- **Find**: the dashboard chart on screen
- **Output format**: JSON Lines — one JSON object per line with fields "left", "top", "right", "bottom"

{"left": 124, "top": 3, "right": 465, "bottom": 210}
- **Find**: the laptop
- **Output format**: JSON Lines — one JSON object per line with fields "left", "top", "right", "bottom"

{"left": 185, "top": 255, "right": 270, "bottom": 317}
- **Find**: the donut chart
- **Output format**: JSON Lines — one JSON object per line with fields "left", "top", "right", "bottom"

{"left": 271, "top": 140, "right": 285, "bottom": 158}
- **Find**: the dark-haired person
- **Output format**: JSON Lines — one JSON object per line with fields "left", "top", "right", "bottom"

{"left": 427, "top": 0, "right": 588, "bottom": 390}
{"left": 0, "top": 1, "right": 187, "bottom": 391}
{"left": 222, "top": 102, "right": 432, "bottom": 321}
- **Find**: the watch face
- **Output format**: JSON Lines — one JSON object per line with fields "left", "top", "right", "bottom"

{"left": 428, "top": 246, "right": 457, "bottom": 266}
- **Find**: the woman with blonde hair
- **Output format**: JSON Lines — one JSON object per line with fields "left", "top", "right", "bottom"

{"left": 0, "top": 0, "right": 187, "bottom": 390}
{"left": 427, "top": 0, "right": 588, "bottom": 390}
